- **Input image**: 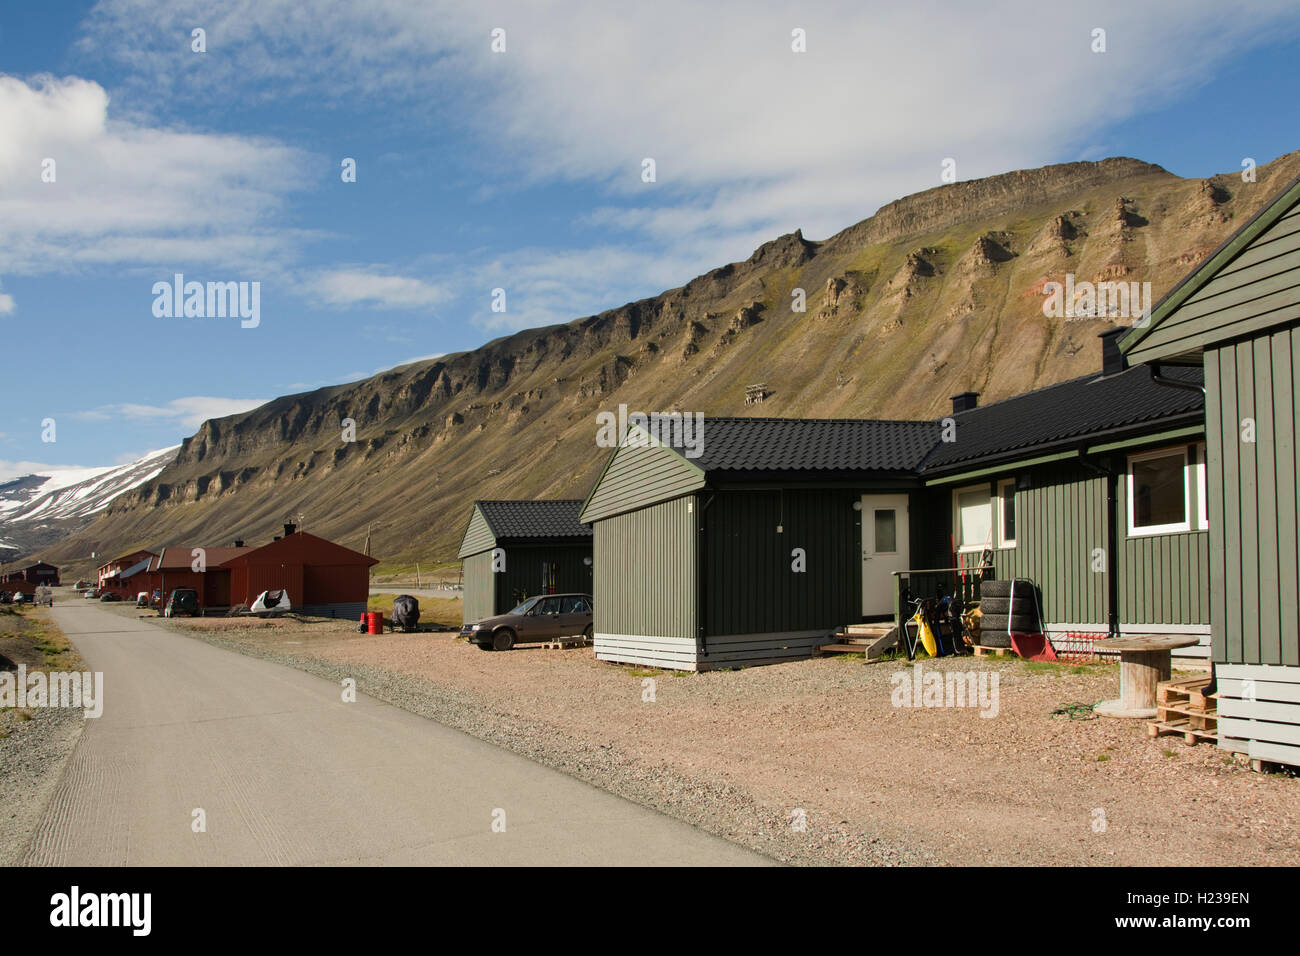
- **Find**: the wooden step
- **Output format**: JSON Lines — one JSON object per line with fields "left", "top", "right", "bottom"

{"left": 844, "top": 624, "right": 892, "bottom": 637}
{"left": 814, "top": 643, "right": 870, "bottom": 656}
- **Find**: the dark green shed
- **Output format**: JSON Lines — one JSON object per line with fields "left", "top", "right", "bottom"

{"left": 580, "top": 418, "right": 937, "bottom": 670}
{"left": 1122, "top": 173, "right": 1300, "bottom": 767}
{"left": 457, "top": 500, "right": 593, "bottom": 625}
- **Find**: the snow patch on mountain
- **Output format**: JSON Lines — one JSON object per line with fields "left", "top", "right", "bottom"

{"left": 0, "top": 446, "right": 179, "bottom": 525}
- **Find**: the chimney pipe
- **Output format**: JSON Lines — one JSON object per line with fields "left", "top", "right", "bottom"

{"left": 1099, "top": 327, "right": 1128, "bottom": 376}
{"left": 950, "top": 392, "right": 979, "bottom": 414}
{"left": 233, "top": 539, "right": 244, "bottom": 548}
{"left": 283, "top": 523, "right": 296, "bottom": 537}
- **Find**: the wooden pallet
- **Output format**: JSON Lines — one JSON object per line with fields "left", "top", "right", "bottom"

{"left": 1155, "top": 701, "right": 1218, "bottom": 730}
{"left": 1157, "top": 674, "right": 1213, "bottom": 709}
{"left": 541, "top": 638, "right": 592, "bottom": 650}
{"left": 1148, "top": 674, "right": 1219, "bottom": 745}
{"left": 1147, "top": 717, "right": 1219, "bottom": 745}
{"left": 973, "top": 644, "right": 1015, "bottom": 658}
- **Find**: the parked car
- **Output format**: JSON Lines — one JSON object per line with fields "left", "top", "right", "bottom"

{"left": 164, "top": 588, "right": 201, "bottom": 618}
{"left": 83, "top": 589, "right": 99, "bottom": 599}
{"left": 136, "top": 592, "right": 150, "bottom": 608}
{"left": 99, "top": 591, "right": 122, "bottom": 602}
{"left": 464, "top": 593, "right": 593, "bottom": 651}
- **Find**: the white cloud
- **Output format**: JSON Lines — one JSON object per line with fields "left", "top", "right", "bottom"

{"left": 68, "top": 0, "right": 1300, "bottom": 335}
{"left": 306, "top": 269, "right": 452, "bottom": 311}
{"left": 0, "top": 73, "right": 310, "bottom": 275}
{"left": 0, "top": 283, "right": 13, "bottom": 315}
{"left": 76, "top": 396, "right": 268, "bottom": 430}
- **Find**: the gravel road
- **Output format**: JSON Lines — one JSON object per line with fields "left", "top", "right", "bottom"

{"left": 155, "top": 611, "right": 1300, "bottom": 866}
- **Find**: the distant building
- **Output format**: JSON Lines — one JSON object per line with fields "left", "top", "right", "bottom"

{"left": 457, "top": 500, "right": 593, "bottom": 625}
{"left": 218, "top": 525, "right": 377, "bottom": 619}
{"left": 98, "top": 550, "right": 158, "bottom": 589}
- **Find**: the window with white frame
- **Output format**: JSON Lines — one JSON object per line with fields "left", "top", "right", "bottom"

{"left": 1195, "top": 442, "right": 1208, "bottom": 530}
{"left": 1127, "top": 446, "right": 1191, "bottom": 536}
{"left": 954, "top": 484, "right": 994, "bottom": 552}
{"left": 997, "top": 479, "right": 1017, "bottom": 548}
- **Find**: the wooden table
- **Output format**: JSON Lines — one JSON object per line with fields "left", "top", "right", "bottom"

{"left": 1094, "top": 634, "right": 1201, "bottom": 718}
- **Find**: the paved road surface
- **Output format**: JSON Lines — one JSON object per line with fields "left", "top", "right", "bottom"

{"left": 24, "top": 604, "right": 767, "bottom": 866}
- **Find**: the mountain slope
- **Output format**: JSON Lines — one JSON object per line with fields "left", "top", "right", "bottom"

{"left": 39, "top": 153, "right": 1300, "bottom": 576}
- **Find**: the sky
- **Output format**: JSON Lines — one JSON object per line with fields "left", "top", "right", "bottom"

{"left": 2, "top": 0, "right": 1300, "bottom": 479}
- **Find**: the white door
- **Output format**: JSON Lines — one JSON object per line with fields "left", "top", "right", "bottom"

{"left": 861, "top": 494, "right": 910, "bottom": 617}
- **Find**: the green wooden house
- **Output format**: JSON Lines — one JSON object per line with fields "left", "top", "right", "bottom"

{"left": 1122, "top": 172, "right": 1300, "bottom": 768}
{"left": 457, "top": 499, "right": 593, "bottom": 625}
{"left": 579, "top": 417, "right": 946, "bottom": 669}
{"left": 580, "top": 332, "right": 1211, "bottom": 671}
{"left": 917, "top": 333, "right": 1210, "bottom": 659}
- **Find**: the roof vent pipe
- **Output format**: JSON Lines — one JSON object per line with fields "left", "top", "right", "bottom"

{"left": 233, "top": 539, "right": 244, "bottom": 548}
{"left": 950, "top": 392, "right": 979, "bottom": 414}
{"left": 283, "top": 523, "right": 296, "bottom": 537}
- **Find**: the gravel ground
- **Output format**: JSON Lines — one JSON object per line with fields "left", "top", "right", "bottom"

{"left": 135, "top": 608, "right": 1300, "bottom": 866}
{"left": 0, "top": 607, "right": 87, "bottom": 865}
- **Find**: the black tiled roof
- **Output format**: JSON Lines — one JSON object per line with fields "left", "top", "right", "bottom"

{"left": 665, "top": 418, "right": 941, "bottom": 473}
{"left": 920, "top": 364, "right": 1204, "bottom": 472}
{"left": 478, "top": 499, "right": 591, "bottom": 540}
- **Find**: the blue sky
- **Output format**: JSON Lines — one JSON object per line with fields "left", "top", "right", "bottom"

{"left": 2, "top": 0, "right": 1300, "bottom": 478}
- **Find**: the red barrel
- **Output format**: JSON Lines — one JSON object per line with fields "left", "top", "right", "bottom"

{"left": 367, "top": 611, "right": 383, "bottom": 635}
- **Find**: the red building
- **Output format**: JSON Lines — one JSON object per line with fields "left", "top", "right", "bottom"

{"left": 145, "top": 545, "right": 249, "bottom": 607}
{"left": 98, "top": 550, "right": 157, "bottom": 589}
{"left": 219, "top": 526, "right": 376, "bottom": 618}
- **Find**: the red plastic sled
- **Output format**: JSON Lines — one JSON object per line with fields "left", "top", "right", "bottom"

{"left": 1010, "top": 632, "right": 1057, "bottom": 661}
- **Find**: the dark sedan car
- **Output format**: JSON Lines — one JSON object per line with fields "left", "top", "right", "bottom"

{"left": 463, "top": 593, "right": 593, "bottom": 651}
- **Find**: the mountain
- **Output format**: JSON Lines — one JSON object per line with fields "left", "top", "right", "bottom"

{"left": 35, "top": 152, "right": 1300, "bottom": 578}
{"left": 0, "top": 447, "right": 179, "bottom": 560}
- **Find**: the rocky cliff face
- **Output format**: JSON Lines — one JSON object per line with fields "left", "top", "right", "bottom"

{"left": 42, "top": 152, "right": 1300, "bottom": 573}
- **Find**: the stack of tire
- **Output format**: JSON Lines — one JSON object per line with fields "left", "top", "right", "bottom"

{"left": 978, "top": 579, "right": 1040, "bottom": 648}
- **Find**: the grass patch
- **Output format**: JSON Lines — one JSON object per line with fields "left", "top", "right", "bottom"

{"left": 367, "top": 592, "right": 461, "bottom": 627}
{"left": 1096, "top": 753, "right": 1111, "bottom": 762}
{"left": 626, "top": 668, "right": 663, "bottom": 678}
{"left": 1162, "top": 749, "right": 1177, "bottom": 758}
{"left": 1023, "top": 660, "right": 1101, "bottom": 676}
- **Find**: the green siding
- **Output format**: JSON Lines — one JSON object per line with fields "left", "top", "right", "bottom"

{"left": 975, "top": 466, "right": 1107, "bottom": 627}
{"left": 703, "top": 489, "right": 861, "bottom": 636}
{"left": 457, "top": 505, "right": 496, "bottom": 559}
{"left": 1115, "top": 449, "right": 1210, "bottom": 626}
{"left": 462, "top": 542, "right": 593, "bottom": 624}
{"left": 496, "top": 543, "right": 593, "bottom": 610}
{"left": 1207, "top": 327, "right": 1300, "bottom": 667}
{"left": 593, "top": 496, "right": 697, "bottom": 640}
{"left": 462, "top": 550, "right": 496, "bottom": 624}
{"left": 1127, "top": 194, "right": 1300, "bottom": 363}
{"left": 581, "top": 439, "right": 706, "bottom": 523}
{"left": 930, "top": 458, "right": 1209, "bottom": 629}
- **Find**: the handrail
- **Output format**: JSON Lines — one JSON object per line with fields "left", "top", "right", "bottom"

{"left": 891, "top": 564, "right": 994, "bottom": 576}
